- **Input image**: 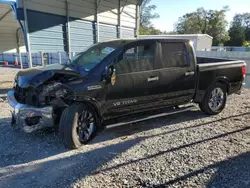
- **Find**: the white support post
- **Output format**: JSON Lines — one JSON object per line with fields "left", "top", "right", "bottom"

{"left": 23, "top": 0, "right": 32, "bottom": 68}
{"left": 66, "top": 0, "right": 71, "bottom": 59}
{"left": 135, "top": 3, "right": 140, "bottom": 38}
{"left": 58, "top": 52, "right": 62, "bottom": 64}
{"left": 118, "top": 0, "right": 122, "bottom": 38}
{"left": 96, "top": 0, "right": 103, "bottom": 43}
{"left": 96, "top": 0, "right": 99, "bottom": 43}
{"left": 40, "top": 51, "right": 44, "bottom": 66}
{"left": 19, "top": 53, "right": 23, "bottom": 69}
{"left": 118, "top": 0, "right": 128, "bottom": 38}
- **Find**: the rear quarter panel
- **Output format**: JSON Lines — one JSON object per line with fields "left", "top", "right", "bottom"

{"left": 195, "top": 61, "right": 245, "bottom": 102}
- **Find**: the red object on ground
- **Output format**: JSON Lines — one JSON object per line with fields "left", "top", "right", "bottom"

{"left": 3, "top": 61, "right": 8, "bottom": 66}
{"left": 14, "top": 61, "right": 18, "bottom": 66}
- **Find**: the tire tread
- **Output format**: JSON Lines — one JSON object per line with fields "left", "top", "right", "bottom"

{"left": 59, "top": 103, "right": 85, "bottom": 149}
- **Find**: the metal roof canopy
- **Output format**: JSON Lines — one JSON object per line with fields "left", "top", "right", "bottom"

{"left": 0, "top": 2, "right": 24, "bottom": 54}
{"left": 0, "top": 0, "right": 143, "bottom": 68}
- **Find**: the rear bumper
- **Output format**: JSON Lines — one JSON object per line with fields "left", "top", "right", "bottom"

{"left": 235, "top": 82, "right": 245, "bottom": 95}
{"left": 229, "top": 81, "right": 245, "bottom": 95}
{"left": 7, "top": 90, "right": 54, "bottom": 133}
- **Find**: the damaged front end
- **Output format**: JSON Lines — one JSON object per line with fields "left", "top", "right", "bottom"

{"left": 8, "top": 66, "right": 79, "bottom": 133}
{"left": 8, "top": 90, "right": 54, "bottom": 133}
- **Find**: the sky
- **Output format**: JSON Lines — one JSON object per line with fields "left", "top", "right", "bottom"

{"left": 149, "top": 0, "right": 250, "bottom": 32}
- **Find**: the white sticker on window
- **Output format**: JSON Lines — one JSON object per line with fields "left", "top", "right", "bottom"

{"left": 102, "top": 47, "right": 115, "bottom": 54}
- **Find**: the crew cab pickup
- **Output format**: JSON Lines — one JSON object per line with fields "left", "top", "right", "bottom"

{"left": 8, "top": 39, "right": 246, "bottom": 149}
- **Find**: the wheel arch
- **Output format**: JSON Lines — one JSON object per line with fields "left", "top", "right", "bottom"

{"left": 212, "top": 77, "right": 230, "bottom": 93}
{"left": 74, "top": 99, "right": 102, "bottom": 124}
{"left": 194, "top": 77, "right": 230, "bottom": 103}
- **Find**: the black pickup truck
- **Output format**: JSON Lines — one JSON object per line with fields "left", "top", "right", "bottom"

{"left": 8, "top": 39, "right": 246, "bottom": 149}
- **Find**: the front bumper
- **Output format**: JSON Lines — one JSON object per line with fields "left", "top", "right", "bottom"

{"left": 7, "top": 90, "right": 54, "bottom": 133}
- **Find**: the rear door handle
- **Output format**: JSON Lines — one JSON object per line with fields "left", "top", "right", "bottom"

{"left": 147, "top": 76, "right": 159, "bottom": 82}
{"left": 185, "top": 71, "right": 195, "bottom": 76}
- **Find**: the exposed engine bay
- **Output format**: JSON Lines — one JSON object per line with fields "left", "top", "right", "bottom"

{"left": 13, "top": 66, "right": 80, "bottom": 108}
{"left": 14, "top": 81, "right": 75, "bottom": 107}
{"left": 8, "top": 64, "right": 83, "bottom": 132}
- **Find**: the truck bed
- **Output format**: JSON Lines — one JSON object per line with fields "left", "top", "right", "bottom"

{"left": 196, "top": 57, "right": 245, "bottom": 70}
{"left": 197, "top": 57, "right": 235, "bottom": 64}
{"left": 195, "top": 56, "right": 245, "bottom": 101}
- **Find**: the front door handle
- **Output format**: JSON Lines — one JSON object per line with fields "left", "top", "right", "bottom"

{"left": 185, "top": 71, "right": 195, "bottom": 76}
{"left": 147, "top": 76, "right": 159, "bottom": 82}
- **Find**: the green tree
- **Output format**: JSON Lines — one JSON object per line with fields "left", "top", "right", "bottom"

{"left": 140, "top": 0, "right": 159, "bottom": 28}
{"left": 175, "top": 6, "right": 230, "bottom": 45}
{"left": 139, "top": 0, "right": 160, "bottom": 35}
{"left": 139, "top": 26, "right": 162, "bottom": 35}
{"left": 241, "top": 13, "right": 250, "bottom": 41}
{"left": 226, "top": 26, "right": 245, "bottom": 46}
{"left": 226, "top": 13, "right": 250, "bottom": 46}
{"left": 243, "top": 41, "right": 250, "bottom": 47}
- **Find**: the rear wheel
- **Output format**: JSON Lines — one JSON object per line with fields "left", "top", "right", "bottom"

{"left": 199, "top": 83, "right": 227, "bottom": 115}
{"left": 59, "top": 103, "right": 98, "bottom": 149}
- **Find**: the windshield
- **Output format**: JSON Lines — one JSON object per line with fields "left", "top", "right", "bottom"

{"left": 68, "top": 43, "right": 117, "bottom": 71}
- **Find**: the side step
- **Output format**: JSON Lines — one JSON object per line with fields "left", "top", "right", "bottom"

{"left": 106, "top": 105, "right": 197, "bottom": 129}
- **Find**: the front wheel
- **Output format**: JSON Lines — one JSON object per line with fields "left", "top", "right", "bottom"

{"left": 199, "top": 83, "right": 227, "bottom": 115}
{"left": 59, "top": 103, "right": 98, "bottom": 149}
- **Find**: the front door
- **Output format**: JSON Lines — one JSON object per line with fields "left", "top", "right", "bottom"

{"left": 101, "top": 41, "right": 159, "bottom": 119}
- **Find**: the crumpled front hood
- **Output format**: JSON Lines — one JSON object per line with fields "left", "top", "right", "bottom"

{"left": 16, "top": 64, "right": 81, "bottom": 88}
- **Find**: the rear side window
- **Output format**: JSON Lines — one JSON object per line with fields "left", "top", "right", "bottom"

{"left": 115, "top": 43, "right": 155, "bottom": 74}
{"left": 161, "top": 42, "right": 188, "bottom": 68}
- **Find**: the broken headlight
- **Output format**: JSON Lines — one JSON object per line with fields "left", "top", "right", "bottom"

{"left": 39, "top": 83, "right": 73, "bottom": 105}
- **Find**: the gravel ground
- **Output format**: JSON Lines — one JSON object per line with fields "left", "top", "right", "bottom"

{"left": 0, "top": 67, "right": 250, "bottom": 188}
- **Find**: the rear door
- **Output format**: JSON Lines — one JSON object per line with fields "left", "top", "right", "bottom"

{"left": 154, "top": 41, "right": 196, "bottom": 106}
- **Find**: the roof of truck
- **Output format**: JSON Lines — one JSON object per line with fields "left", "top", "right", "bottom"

{"left": 101, "top": 38, "right": 191, "bottom": 47}
{"left": 139, "top": 34, "right": 213, "bottom": 39}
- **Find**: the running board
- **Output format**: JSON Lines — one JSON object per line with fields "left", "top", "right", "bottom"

{"left": 106, "top": 105, "right": 197, "bottom": 129}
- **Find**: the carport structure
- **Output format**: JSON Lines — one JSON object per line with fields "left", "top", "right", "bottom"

{"left": 0, "top": 0, "right": 143, "bottom": 67}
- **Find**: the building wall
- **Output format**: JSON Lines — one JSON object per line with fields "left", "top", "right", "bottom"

{"left": 121, "top": 27, "right": 135, "bottom": 38}
{"left": 17, "top": 0, "right": 138, "bottom": 53}
{"left": 27, "top": 10, "right": 67, "bottom": 52}
{"left": 197, "top": 35, "right": 213, "bottom": 51}
{"left": 139, "top": 35, "right": 213, "bottom": 51}
{"left": 0, "top": 4, "right": 25, "bottom": 53}
{"left": 70, "top": 18, "right": 95, "bottom": 52}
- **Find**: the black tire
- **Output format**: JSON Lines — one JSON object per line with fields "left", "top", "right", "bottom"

{"left": 199, "top": 83, "right": 227, "bottom": 115}
{"left": 59, "top": 103, "right": 98, "bottom": 149}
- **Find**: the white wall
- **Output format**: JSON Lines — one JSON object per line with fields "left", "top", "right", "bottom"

{"left": 197, "top": 36, "right": 213, "bottom": 51}
{"left": 0, "top": 4, "right": 25, "bottom": 53}
{"left": 139, "top": 35, "right": 213, "bottom": 51}
{"left": 120, "top": 0, "right": 136, "bottom": 28}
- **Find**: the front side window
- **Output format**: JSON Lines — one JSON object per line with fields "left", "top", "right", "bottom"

{"left": 69, "top": 44, "right": 117, "bottom": 71}
{"left": 115, "top": 43, "right": 155, "bottom": 74}
{"left": 161, "top": 42, "right": 188, "bottom": 68}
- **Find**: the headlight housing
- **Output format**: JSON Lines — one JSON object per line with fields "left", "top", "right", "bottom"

{"left": 39, "top": 82, "right": 73, "bottom": 105}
